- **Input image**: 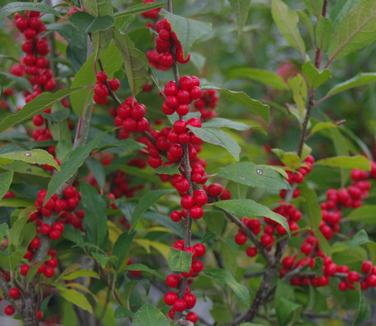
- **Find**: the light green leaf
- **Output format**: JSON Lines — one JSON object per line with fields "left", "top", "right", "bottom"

{"left": 271, "top": 0, "right": 306, "bottom": 55}
{"left": 287, "top": 74, "right": 307, "bottom": 118}
{"left": 328, "top": 0, "right": 376, "bottom": 62}
{"left": 133, "top": 304, "right": 169, "bottom": 326}
{"left": 326, "top": 73, "right": 376, "bottom": 97}
{"left": 272, "top": 148, "right": 302, "bottom": 169}
{"left": 202, "top": 118, "right": 249, "bottom": 131}
{"left": 348, "top": 229, "right": 369, "bottom": 247}
{"left": 316, "top": 155, "right": 371, "bottom": 170}
{"left": 347, "top": 205, "right": 376, "bottom": 224}
{"left": 61, "top": 270, "right": 99, "bottom": 281}
{"left": 114, "top": 1, "right": 165, "bottom": 18}
{"left": 167, "top": 248, "right": 192, "bottom": 273}
{"left": 188, "top": 126, "right": 241, "bottom": 161}
{"left": 229, "top": 0, "right": 252, "bottom": 35}
{"left": 0, "top": 88, "right": 80, "bottom": 132}
{"left": 0, "top": 149, "right": 59, "bottom": 170}
{"left": 161, "top": 9, "right": 212, "bottom": 55}
{"left": 218, "top": 162, "right": 288, "bottom": 192}
{"left": 214, "top": 199, "right": 290, "bottom": 235}
{"left": 302, "top": 62, "right": 331, "bottom": 89}
{"left": 0, "top": 171, "right": 13, "bottom": 199}
{"left": 227, "top": 67, "right": 288, "bottom": 90}
{"left": 70, "top": 12, "right": 114, "bottom": 33}
{"left": 315, "top": 16, "right": 333, "bottom": 53}
{"left": 57, "top": 288, "right": 93, "bottom": 313}
{"left": 310, "top": 121, "right": 337, "bottom": 135}
{"left": 204, "top": 268, "right": 250, "bottom": 304}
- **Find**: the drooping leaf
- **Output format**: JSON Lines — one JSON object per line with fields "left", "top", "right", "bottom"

{"left": 229, "top": 0, "right": 252, "bottom": 35}
{"left": 133, "top": 304, "right": 169, "bottom": 326}
{"left": 271, "top": 0, "right": 306, "bottom": 56}
{"left": 328, "top": 0, "right": 376, "bottom": 62}
{"left": 114, "top": 32, "right": 149, "bottom": 96}
{"left": 218, "top": 162, "right": 288, "bottom": 192}
{"left": 0, "top": 149, "right": 59, "bottom": 170}
{"left": 227, "top": 67, "right": 287, "bottom": 90}
{"left": 202, "top": 118, "right": 249, "bottom": 131}
{"left": 214, "top": 199, "right": 290, "bottom": 235}
{"left": 0, "top": 2, "right": 60, "bottom": 18}
{"left": 0, "top": 88, "right": 80, "bottom": 132}
{"left": 204, "top": 268, "right": 250, "bottom": 304}
{"left": 167, "top": 248, "right": 192, "bottom": 273}
{"left": 316, "top": 155, "right": 371, "bottom": 171}
{"left": 46, "top": 137, "right": 101, "bottom": 201}
{"left": 326, "top": 72, "right": 376, "bottom": 97}
{"left": 0, "top": 171, "right": 13, "bottom": 200}
{"left": 188, "top": 126, "right": 241, "bottom": 160}
{"left": 112, "top": 230, "right": 136, "bottom": 269}
{"left": 160, "top": 9, "right": 212, "bottom": 55}
{"left": 80, "top": 183, "right": 108, "bottom": 247}
{"left": 57, "top": 288, "right": 93, "bottom": 313}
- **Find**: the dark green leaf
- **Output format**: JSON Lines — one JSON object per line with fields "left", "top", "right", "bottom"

{"left": 202, "top": 118, "right": 249, "bottom": 131}
{"left": 218, "top": 162, "right": 288, "bottom": 192}
{"left": 302, "top": 62, "right": 331, "bottom": 89}
{"left": 0, "top": 149, "right": 59, "bottom": 170}
{"left": 214, "top": 199, "right": 290, "bottom": 235}
{"left": 0, "top": 88, "right": 80, "bottom": 132}
{"left": 113, "top": 230, "right": 136, "bottom": 270}
{"left": 70, "top": 12, "right": 114, "bottom": 33}
{"left": 114, "top": 1, "right": 165, "bottom": 18}
{"left": 0, "top": 72, "right": 32, "bottom": 92}
{"left": 0, "top": 2, "right": 60, "bottom": 18}
{"left": 348, "top": 229, "right": 370, "bottom": 247}
{"left": 326, "top": 72, "right": 376, "bottom": 97}
{"left": 0, "top": 171, "right": 13, "bottom": 199}
{"left": 347, "top": 205, "right": 376, "bottom": 224}
{"left": 229, "top": 0, "right": 252, "bottom": 35}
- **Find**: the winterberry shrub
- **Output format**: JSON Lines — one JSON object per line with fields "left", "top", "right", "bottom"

{"left": 0, "top": 0, "right": 376, "bottom": 325}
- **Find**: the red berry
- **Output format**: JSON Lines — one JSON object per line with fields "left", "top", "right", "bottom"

{"left": 246, "top": 246, "right": 257, "bottom": 257}
{"left": 164, "top": 292, "right": 178, "bottom": 305}
{"left": 186, "top": 311, "right": 198, "bottom": 323}
{"left": 4, "top": 305, "right": 15, "bottom": 316}
{"left": 173, "top": 298, "right": 187, "bottom": 312}
{"left": 8, "top": 287, "right": 21, "bottom": 300}
{"left": 361, "top": 260, "right": 373, "bottom": 274}
{"left": 20, "top": 264, "right": 30, "bottom": 276}
{"left": 166, "top": 274, "right": 180, "bottom": 288}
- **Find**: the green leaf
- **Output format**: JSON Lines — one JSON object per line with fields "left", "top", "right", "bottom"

{"left": 276, "top": 297, "right": 301, "bottom": 325}
{"left": 70, "top": 12, "right": 114, "bottom": 33}
{"left": 57, "top": 288, "right": 93, "bottom": 313}
{"left": 112, "top": 230, "right": 136, "bottom": 269}
{"left": 300, "top": 184, "right": 321, "bottom": 229}
{"left": 202, "top": 118, "right": 249, "bottom": 131}
{"left": 0, "top": 88, "right": 80, "bottom": 132}
{"left": 125, "top": 263, "right": 160, "bottom": 278}
{"left": 115, "top": 1, "right": 165, "bottom": 18}
{"left": 61, "top": 270, "right": 99, "bottom": 281}
{"left": 80, "top": 183, "right": 108, "bottom": 247}
{"left": 160, "top": 9, "right": 212, "bottom": 55}
{"left": 132, "top": 189, "right": 174, "bottom": 227}
{"left": 272, "top": 148, "right": 302, "bottom": 169}
{"left": 315, "top": 16, "right": 332, "bottom": 53}
{"left": 155, "top": 165, "right": 179, "bottom": 175}
{"left": 348, "top": 229, "right": 369, "bottom": 247}
{"left": 229, "top": 0, "right": 252, "bottom": 35}
{"left": 328, "top": 0, "right": 376, "bottom": 62}
{"left": 218, "top": 89, "right": 270, "bottom": 122}
{"left": 218, "top": 162, "right": 288, "bottom": 192}
{"left": 0, "top": 2, "right": 60, "bottom": 18}
{"left": 227, "top": 67, "right": 288, "bottom": 90}
{"left": 271, "top": 0, "right": 306, "bottom": 56}
{"left": 167, "top": 248, "right": 192, "bottom": 272}
{"left": 188, "top": 126, "right": 241, "bottom": 161}
{"left": 310, "top": 121, "right": 338, "bottom": 135}
{"left": 287, "top": 74, "right": 307, "bottom": 119}
{"left": 326, "top": 72, "right": 376, "bottom": 98}
{"left": 0, "top": 72, "right": 32, "bottom": 92}
{"left": 114, "top": 32, "right": 149, "bottom": 96}
{"left": 302, "top": 62, "right": 331, "bottom": 89}
{"left": 214, "top": 199, "right": 290, "bottom": 235}
{"left": 316, "top": 155, "right": 371, "bottom": 170}
{"left": 9, "top": 207, "right": 35, "bottom": 248}
{"left": 353, "top": 290, "right": 370, "bottom": 326}
{"left": 0, "top": 171, "right": 13, "bottom": 199}
{"left": 0, "top": 198, "right": 33, "bottom": 208}
{"left": 46, "top": 137, "right": 100, "bottom": 201}
{"left": 0, "top": 149, "right": 59, "bottom": 170}
{"left": 82, "top": 0, "right": 113, "bottom": 16}
{"left": 133, "top": 304, "right": 169, "bottom": 326}
{"left": 204, "top": 268, "right": 250, "bottom": 304}
{"left": 347, "top": 205, "right": 376, "bottom": 224}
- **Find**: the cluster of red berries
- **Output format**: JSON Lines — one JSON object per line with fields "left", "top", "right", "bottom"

{"left": 163, "top": 240, "right": 205, "bottom": 323}
{"left": 162, "top": 76, "right": 201, "bottom": 116}
{"left": 141, "top": 0, "right": 161, "bottom": 20}
{"left": 19, "top": 186, "right": 84, "bottom": 281}
{"left": 110, "top": 171, "right": 142, "bottom": 198}
{"left": 113, "top": 96, "right": 150, "bottom": 139}
{"left": 193, "top": 89, "right": 219, "bottom": 120}
{"left": 93, "top": 71, "right": 120, "bottom": 105}
{"left": 147, "top": 19, "right": 190, "bottom": 71}
{"left": 319, "top": 167, "right": 373, "bottom": 240}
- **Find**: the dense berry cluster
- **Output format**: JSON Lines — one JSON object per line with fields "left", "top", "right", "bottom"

{"left": 113, "top": 96, "right": 150, "bottom": 139}
{"left": 147, "top": 19, "right": 189, "bottom": 71}
{"left": 93, "top": 71, "right": 120, "bottom": 106}
{"left": 163, "top": 240, "right": 206, "bottom": 322}
{"left": 193, "top": 89, "right": 219, "bottom": 120}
